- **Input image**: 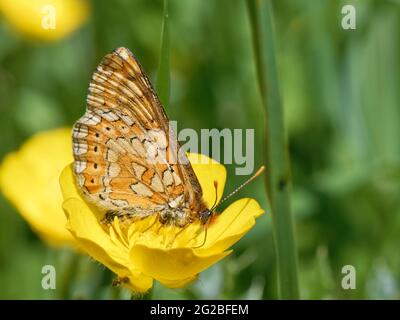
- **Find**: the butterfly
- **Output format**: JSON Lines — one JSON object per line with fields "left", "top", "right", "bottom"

{"left": 72, "top": 47, "right": 214, "bottom": 227}
{"left": 72, "top": 47, "right": 264, "bottom": 228}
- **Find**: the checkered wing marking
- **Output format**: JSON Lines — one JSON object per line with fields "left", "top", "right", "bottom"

{"left": 72, "top": 47, "right": 205, "bottom": 217}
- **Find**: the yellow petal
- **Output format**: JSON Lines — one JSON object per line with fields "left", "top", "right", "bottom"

{"left": 0, "top": 128, "right": 75, "bottom": 246}
{"left": 59, "top": 164, "right": 103, "bottom": 220}
{"left": 197, "top": 198, "right": 264, "bottom": 255}
{"left": 188, "top": 153, "right": 226, "bottom": 208}
{"left": 0, "top": 0, "right": 89, "bottom": 41}
{"left": 59, "top": 164, "right": 77, "bottom": 200}
{"left": 63, "top": 197, "right": 153, "bottom": 292}
{"left": 157, "top": 276, "right": 198, "bottom": 289}
{"left": 130, "top": 244, "right": 231, "bottom": 282}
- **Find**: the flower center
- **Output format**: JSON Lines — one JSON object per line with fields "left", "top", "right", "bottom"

{"left": 108, "top": 215, "right": 207, "bottom": 250}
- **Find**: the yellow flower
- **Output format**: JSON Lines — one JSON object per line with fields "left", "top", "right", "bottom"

{"left": 0, "top": 0, "right": 89, "bottom": 41}
{"left": 0, "top": 128, "right": 75, "bottom": 246}
{"left": 60, "top": 153, "right": 264, "bottom": 292}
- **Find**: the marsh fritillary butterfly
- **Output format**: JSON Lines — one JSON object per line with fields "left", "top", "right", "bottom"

{"left": 72, "top": 47, "right": 264, "bottom": 228}
{"left": 72, "top": 47, "right": 213, "bottom": 227}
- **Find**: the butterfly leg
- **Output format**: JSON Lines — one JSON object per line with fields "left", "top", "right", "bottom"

{"left": 101, "top": 208, "right": 149, "bottom": 226}
{"left": 142, "top": 215, "right": 159, "bottom": 232}
{"left": 101, "top": 210, "right": 122, "bottom": 225}
{"left": 167, "top": 222, "right": 192, "bottom": 247}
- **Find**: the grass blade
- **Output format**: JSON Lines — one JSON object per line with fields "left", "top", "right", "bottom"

{"left": 156, "top": 0, "right": 170, "bottom": 110}
{"left": 247, "top": 0, "right": 300, "bottom": 299}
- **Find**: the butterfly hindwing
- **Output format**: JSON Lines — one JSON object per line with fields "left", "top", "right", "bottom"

{"left": 72, "top": 47, "right": 206, "bottom": 223}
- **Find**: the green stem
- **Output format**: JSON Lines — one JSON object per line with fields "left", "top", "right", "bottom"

{"left": 156, "top": 0, "right": 170, "bottom": 110}
{"left": 246, "top": 0, "right": 299, "bottom": 299}
{"left": 110, "top": 284, "right": 121, "bottom": 300}
{"left": 57, "top": 249, "right": 80, "bottom": 299}
{"left": 131, "top": 287, "right": 153, "bottom": 300}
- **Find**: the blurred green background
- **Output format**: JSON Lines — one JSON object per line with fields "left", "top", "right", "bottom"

{"left": 0, "top": 0, "right": 399, "bottom": 299}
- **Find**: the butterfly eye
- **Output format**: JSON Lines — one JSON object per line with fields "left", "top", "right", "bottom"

{"left": 200, "top": 210, "right": 212, "bottom": 224}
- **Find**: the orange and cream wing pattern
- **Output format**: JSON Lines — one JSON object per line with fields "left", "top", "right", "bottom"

{"left": 72, "top": 47, "right": 206, "bottom": 224}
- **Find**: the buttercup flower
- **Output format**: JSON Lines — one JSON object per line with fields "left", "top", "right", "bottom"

{"left": 60, "top": 153, "right": 264, "bottom": 292}
{"left": 0, "top": 128, "right": 75, "bottom": 246}
{"left": 0, "top": 0, "right": 89, "bottom": 41}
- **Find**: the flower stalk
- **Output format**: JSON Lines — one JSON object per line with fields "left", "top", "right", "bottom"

{"left": 247, "top": 0, "right": 299, "bottom": 299}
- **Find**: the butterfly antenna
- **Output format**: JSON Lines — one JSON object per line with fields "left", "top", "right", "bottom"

{"left": 217, "top": 166, "right": 265, "bottom": 208}
{"left": 191, "top": 167, "right": 264, "bottom": 249}
{"left": 210, "top": 181, "right": 219, "bottom": 210}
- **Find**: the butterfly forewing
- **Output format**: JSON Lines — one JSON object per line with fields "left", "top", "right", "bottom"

{"left": 72, "top": 47, "right": 206, "bottom": 225}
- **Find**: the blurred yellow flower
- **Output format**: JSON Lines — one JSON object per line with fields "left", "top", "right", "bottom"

{"left": 60, "top": 153, "right": 264, "bottom": 292}
{"left": 0, "top": 128, "right": 75, "bottom": 246}
{"left": 0, "top": 0, "right": 89, "bottom": 41}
